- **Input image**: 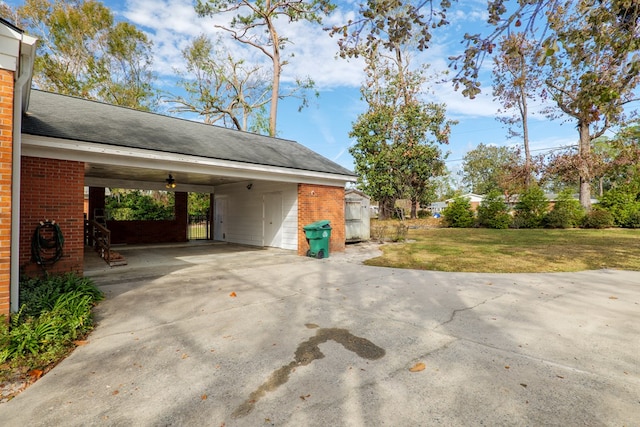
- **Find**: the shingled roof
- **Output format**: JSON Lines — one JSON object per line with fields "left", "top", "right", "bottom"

{"left": 22, "top": 90, "right": 355, "bottom": 178}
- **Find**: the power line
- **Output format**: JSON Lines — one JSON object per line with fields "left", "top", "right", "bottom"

{"left": 444, "top": 143, "right": 578, "bottom": 164}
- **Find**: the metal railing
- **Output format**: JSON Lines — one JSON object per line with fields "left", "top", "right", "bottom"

{"left": 90, "top": 219, "right": 112, "bottom": 265}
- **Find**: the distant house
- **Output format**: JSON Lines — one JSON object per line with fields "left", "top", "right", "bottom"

{"left": 444, "top": 193, "right": 485, "bottom": 211}
{"left": 428, "top": 201, "right": 447, "bottom": 214}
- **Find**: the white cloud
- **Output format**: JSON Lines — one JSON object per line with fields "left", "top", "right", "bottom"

{"left": 120, "top": 0, "right": 365, "bottom": 90}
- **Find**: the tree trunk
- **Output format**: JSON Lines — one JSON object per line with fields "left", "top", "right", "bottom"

{"left": 410, "top": 197, "right": 418, "bottom": 219}
{"left": 578, "top": 121, "right": 592, "bottom": 211}
{"left": 267, "top": 12, "right": 280, "bottom": 137}
{"left": 378, "top": 197, "right": 395, "bottom": 220}
{"left": 519, "top": 78, "right": 531, "bottom": 188}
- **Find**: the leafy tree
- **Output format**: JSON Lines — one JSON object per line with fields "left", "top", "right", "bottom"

{"left": 461, "top": 144, "right": 521, "bottom": 196}
{"left": 13, "top": 0, "right": 156, "bottom": 110}
{"left": 477, "top": 190, "right": 511, "bottom": 229}
{"left": 513, "top": 185, "right": 548, "bottom": 228}
{"left": 188, "top": 193, "right": 211, "bottom": 216}
{"left": 195, "top": 0, "right": 334, "bottom": 137}
{"left": 442, "top": 196, "right": 474, "bottom": 228}
{"left": 105, "top": 190, "right": 174, "bottom": 221}
{"left": 349, "top": 43, "right": 452, "bottom": 220}
{"left": 536, "top": 2, "right": 640, "bottom": 210}
{"left": 167, "top": 34, "right": 271, "bottom": 133}
{"left": 493, "top": 34, "right": 542, "bottom": 187}
{"left": 601, "top": 126, "right": 640, "bottom": 193}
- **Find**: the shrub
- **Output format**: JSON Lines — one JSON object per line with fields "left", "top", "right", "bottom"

{"left": 544, "top": 190, "right": 585, "bottom": 229}
{"left": 625, "top": 209, "right": 640, "bottom": 228}
{"left": 513, "top": 186, "right": 549, "bottom": 228}
{"left": 1, "top": 274, "right": 103, "bottom": 367}
{"left": 392, "top": 223, "right": 408, "bottom": 241}
{"left": 477, "top": 190, "right": 511, "bottom": 229}
{"left": 442, "top": 196, "right": 474, "bottom": 228}
{"left": 581, "top": 209, "right": 614, "bottom": 229}
{"left": 417, "top": 209, "right": 430, "bottom": 219}
{"left": 597, "top": 187, "right": 640, "bottom": 227}
{"left": 370, "top": 221, "right": 408, "bottom": 242}
{"left": 19, "top": 273, "right": 103, "bottom": 319}
{"left": 370, "top": 222, "right": 389, "bottom": 242}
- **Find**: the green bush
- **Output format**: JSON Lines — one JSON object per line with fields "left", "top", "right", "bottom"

{"left": 442, "top": 196, "right": 475, "bottom": 228}
{"left": 513, "top": 186, "right": 549, "bottom": 228}
{"left": 417, "top": 209, "right": 430, "bottom": 219}
{"left": 597, "top": 187, "right": 640, "bottom": 227}
{"left": 544, "top": 190, "right": 585, "bottom": 229}
{"left": 477, "top": 190, "right": 511, "bottom": 229}
{"left": 581, "top": 209, "right": 615, "bottom": 229}
{"left": 1, "top": 274, "right": 103, "bottom": 367}
{"left": 625, "top": 209, "right": 640, "bottom": 228}
{"left": 19, "top": 273, "right": 103, "bottom": 319}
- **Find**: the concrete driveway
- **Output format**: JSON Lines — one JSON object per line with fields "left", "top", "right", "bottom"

{"left": 2, "top": 242, "right": 639, "bottom": 426}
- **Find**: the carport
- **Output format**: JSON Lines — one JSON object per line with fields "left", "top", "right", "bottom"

{"left": 8, "top": 85, "right": 355, "bottom": 313}
{"left": 3, "top": 18, "right": 354, "bottom": 315}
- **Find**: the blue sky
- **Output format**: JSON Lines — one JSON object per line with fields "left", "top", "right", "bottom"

{"left": 7, "top": 0, "right": 610, "bottom": 182}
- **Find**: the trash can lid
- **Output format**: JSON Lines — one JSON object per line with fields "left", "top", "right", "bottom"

{"left": 303, "top": 220, "right": 331, "bottom": 230}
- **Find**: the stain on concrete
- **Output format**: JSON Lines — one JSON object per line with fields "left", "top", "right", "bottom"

{"left": 231, "top": 327, "right": 385, "bottom": 418}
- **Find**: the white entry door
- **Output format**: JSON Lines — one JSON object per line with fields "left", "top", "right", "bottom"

{"left": 214, "top": 197, "right": 227, "bottom": 241}
{"left": 263, "top": 192, "right": 282, "bottom": 247}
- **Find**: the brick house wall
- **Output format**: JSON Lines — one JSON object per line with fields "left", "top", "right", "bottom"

{"left": 0, "top": 69, "right": 14, "bottom": 316}
{"left": 20, "top": 156, "right": 85, "bottom": 277}
{"left": 297, "top": 183, "right": 345, "bottom": 256}
{"left": 106, "top": 192, "right": 188, "bottom": 244}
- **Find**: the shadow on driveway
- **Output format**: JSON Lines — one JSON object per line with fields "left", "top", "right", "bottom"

{"left": 2, "top": 242, "right": 638, "bottom": 426}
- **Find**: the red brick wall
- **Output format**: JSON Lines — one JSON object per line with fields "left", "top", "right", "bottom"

{"left": 297, "top": 184, "right": 345, "bottom": 255}
{"left": 0, "top": 69, "right": 14, "bottom": 316}
{"left": 20, "top": 157, "right": 85, "bottom": 277}
{"left": 106, "top": 191, "right": 188, "bottom": 244}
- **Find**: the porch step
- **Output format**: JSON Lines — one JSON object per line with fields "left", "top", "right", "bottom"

{"left": 107, "top": 251, "right": 127, "bottom": 267}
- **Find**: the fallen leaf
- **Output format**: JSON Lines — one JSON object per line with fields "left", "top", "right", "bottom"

{"left": 520, "top": 383, "right": 527, "bottom": 388}
{"left": 505, "top": 366, "right": 510, "bottom": 369}
{"left": 29, "top": 369, "right": 43, "bottom": 380}
{"left": 73, "top": 340, "right": 89, "bottom": 346}
{"left": 181, "top": 353, "right": 189, "bottom": 359}
{"left": 409, "top": 362, "right": 426, "bottom": 372}
{"left": 300, "top": 394, "right": 311, "bottom": 401}
{"left": 112, "top": 390, "right": 119, "bottom": 395}
{"left": 556, "top": 375, "right": 564, "bottom": 379}
{"left": 201, "top": 394, "right": 207, "bottom": 400}
{"left": 609, "top": 296, "right": 618, "bottom": 300}
{"left": 229, "top": 292, "right": 237, "bottom": 297}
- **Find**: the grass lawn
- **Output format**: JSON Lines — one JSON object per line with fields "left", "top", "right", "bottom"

{"left": 365, "top": 225, "right": 640, "bottom": 273}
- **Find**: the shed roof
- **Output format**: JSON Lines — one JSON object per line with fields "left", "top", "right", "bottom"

{"left": 22, "top": 90, "right": 355, "bottom": 178}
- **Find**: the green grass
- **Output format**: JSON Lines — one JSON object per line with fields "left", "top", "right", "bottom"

{"left": 365, "top": 227, "right": 640, "bottom": 273}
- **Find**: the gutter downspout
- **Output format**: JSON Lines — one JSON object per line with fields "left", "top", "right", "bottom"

{"left": 10, "top": 36, "right": 36, "bottom": 313}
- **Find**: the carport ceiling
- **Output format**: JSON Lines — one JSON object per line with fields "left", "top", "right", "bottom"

{"left": 84, "top": 163, "right": 241, "bottom": 191}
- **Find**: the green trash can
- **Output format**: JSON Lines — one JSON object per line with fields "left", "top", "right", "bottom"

{"left": 303, "top": 220, "right": 332, "bottom": 259}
